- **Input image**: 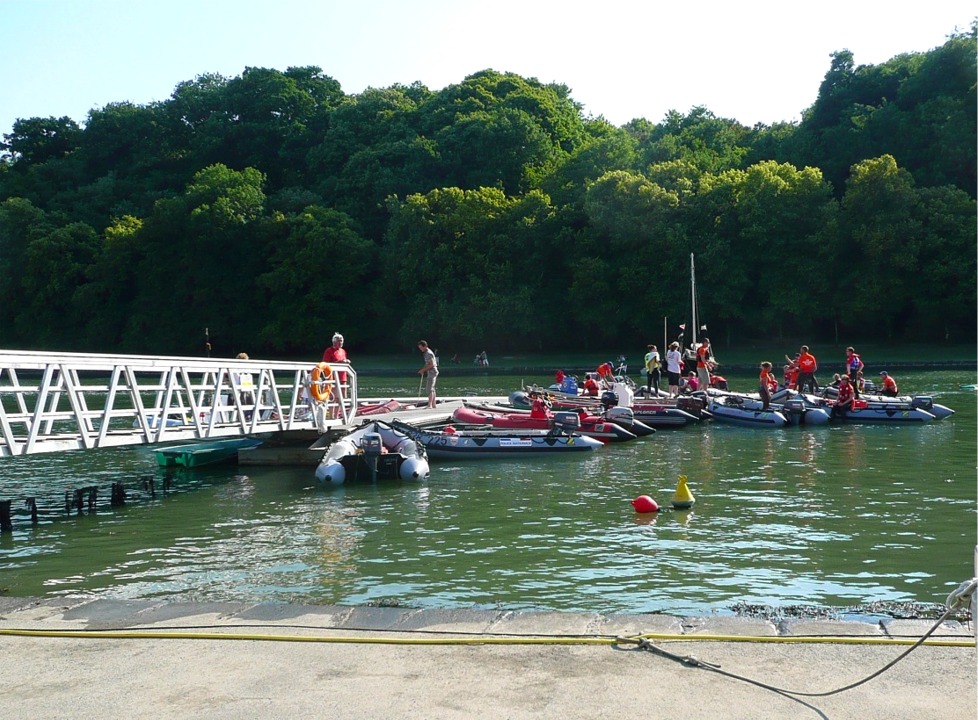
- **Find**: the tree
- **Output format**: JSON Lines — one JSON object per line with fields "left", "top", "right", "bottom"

{"left": 255, "top": 206, "right": 375, "bottom": 353}
{"left": 839, "top": 155, "right": 922, "bottom": 336}
{"left": 384, "top": 186, "right": 559, "bottom": 349}
{"left": 724, "top": 161, "right": 840, "bottom": 337}
{"left": 18, "top": 222, "right": 100, "bottom": 348}
{"left": 433, "top": 107, "right": 554, "bottom": 194}
{"left": 636, "top": 107, "right": 750, "bottom": 173}
{"left": 541, "top": 123, "right": 639, "bottom": 207}
{"left": 1, "top": 116, "right": 82, "bottom": 165}
{"left": 0, "top": 198, "right": 51, "bottom": 344}
{"left": 74, "top": 215, "right": 144, "bottom": 351}
{"left": 126, "top": 164, "right": 268, "bottom": 353}
{"left": 905, "top": 185, "right": 977, "bottom": 338}
{"left": 418, "top": 70, "right": 587, "bottom": 193}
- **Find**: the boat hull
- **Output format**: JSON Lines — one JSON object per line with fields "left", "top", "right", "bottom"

{"left": 708, "top": 399, "right": 788, "bottom": 428}
{"left": 393, "top": 420, "right": 603, "bottom": 459}
{"left": 452, "top": 406, "right": 636, "bottom": 443}
{"left": 833, "top": 406, "right": 935, "bottom": 423}
{"left": 817, "top": 390, "right": 953, "bottom": 419}
{"left": 629, "top": 406, "right": 701, "bottom": 428}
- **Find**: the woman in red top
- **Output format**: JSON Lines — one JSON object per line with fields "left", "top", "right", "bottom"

{"left": 759, "top": 362, "right": 776, "bottom": 410}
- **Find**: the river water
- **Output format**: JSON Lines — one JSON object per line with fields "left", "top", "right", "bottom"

{"left": 0, "top": 370, "right": 974, "bottom": 617}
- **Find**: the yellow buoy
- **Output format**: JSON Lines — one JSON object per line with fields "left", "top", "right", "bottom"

{"left": 672, "top": 474, "right": 695, "bottom": 509}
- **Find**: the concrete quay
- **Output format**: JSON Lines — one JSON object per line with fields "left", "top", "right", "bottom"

{"left": 0, "top": 597, "right": 973, "bottom": 720}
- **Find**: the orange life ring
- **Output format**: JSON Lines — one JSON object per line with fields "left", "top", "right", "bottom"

{"left": 310, "top": 363, "right": 333, "bottom": 402}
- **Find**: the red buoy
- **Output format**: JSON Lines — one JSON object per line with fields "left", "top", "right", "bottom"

{"left": 631, "top": 495, "right": 659, "bottom": 513}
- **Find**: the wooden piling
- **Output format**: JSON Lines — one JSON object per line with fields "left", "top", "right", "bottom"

{"left": 0, "top": 499, "right": 11, "bottom": 532}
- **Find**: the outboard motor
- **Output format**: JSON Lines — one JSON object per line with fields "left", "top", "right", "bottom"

{"left": 362, "top": 432, "right": 383, "bottom": 456}
{"left": 362, "top": 432, "right": 383, "bottom": 480}
{"left": 552, "top": 411, "right": 581, "bottom": 435}
{"left": 605, "top": 406, "right": 634, "bottom": 424}
{"left": 782, "top": 398, "right": 805, "bottom": 426}
{"left": 911, "top": 396, "right": 934, "bottom": 411}
{"left": 600, "top": 391, "right": 619, "bottom": 411}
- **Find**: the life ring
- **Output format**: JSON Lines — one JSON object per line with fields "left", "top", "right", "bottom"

{"left": 310, "top": 363, "right": 333, "bottom": 402}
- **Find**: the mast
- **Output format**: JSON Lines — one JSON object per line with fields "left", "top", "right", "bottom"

{"left": 690, "top": 253, "right": 697, "bottom": 348}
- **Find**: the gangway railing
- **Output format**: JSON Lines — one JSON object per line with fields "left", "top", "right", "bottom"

{"left": 0, "top": 350, "right": 357, "bottom": 457}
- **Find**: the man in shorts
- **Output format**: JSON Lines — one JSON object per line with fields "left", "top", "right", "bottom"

{"left": 417, "top": 340, "right": 439, "bottom": 409}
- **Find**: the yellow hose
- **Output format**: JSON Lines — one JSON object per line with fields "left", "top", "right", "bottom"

{"left": 0, "top": 628, "right": 972, "bottom": 648}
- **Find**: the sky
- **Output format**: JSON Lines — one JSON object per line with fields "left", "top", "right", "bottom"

{"left": 1, "top": 1, "right": 973, "bottom": 141}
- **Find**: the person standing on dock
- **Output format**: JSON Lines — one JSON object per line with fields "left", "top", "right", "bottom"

{"left": 233, "top": 352, "right": 256, "bottom": 420}
{"left": 322, "top": 332, "right": 349, "bottom": 368}
{"left": 418, "top": 340, "right": 439, "bottom": 408}
{"left": 322, "top": 332, "right": 350, "bottom": 418}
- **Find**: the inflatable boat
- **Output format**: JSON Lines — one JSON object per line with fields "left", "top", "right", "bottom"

{"left": 451, "top": 404, "right": 638, "bottom": 443}
{"left": 315, "top": 420, "right": 430, "bottom": 484}
{"left": 390, "top": 416, "right": 603, "bottom": 460}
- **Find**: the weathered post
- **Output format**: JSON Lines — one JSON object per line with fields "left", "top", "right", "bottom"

{"left": 110, "top": 482, "right": 126, "bottom": 507}
{"left": 0, "top": 500, "right": 12, "bottom": 532}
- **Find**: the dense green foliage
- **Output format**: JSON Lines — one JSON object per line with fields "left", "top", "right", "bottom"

{"left": 1, "top": 28, "right": 975, "bottom": 357}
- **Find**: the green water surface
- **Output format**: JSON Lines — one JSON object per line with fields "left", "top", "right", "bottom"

{"left": 0, "top": 369, "right": 974, "bottom": 617}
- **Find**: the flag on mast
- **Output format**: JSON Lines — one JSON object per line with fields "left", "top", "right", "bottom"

{"left": 679, "top": 324, "right": 686, "bottom": 330}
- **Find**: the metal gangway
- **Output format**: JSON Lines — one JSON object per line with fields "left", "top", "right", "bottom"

{"left": 0, "top": 350, "right": 357, "bottom": 457}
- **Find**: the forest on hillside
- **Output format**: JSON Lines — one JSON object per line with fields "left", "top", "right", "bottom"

{"left": 0, "top": 26, "right": 975, "bottom": 357}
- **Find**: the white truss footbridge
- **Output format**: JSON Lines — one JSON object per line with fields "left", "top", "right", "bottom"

{"left": 0, "top": 350, "right": 357, "bottom": 457}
